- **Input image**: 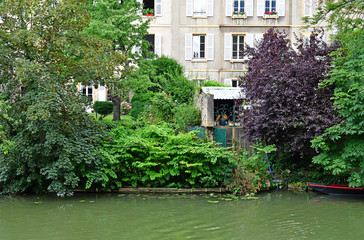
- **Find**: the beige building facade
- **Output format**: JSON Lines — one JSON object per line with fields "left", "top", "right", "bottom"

{"left": 140, "top": 0, "right": 327, "bottom": 86}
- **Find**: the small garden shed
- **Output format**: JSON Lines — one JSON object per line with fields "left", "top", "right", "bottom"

{"left": 196, "top": 87, "right": 248, "bottom": 148}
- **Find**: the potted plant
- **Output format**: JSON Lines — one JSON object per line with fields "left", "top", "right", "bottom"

{"left": 232, "top": 10, "right": 246, "bottom": 17}
{"left": 142, "top": 8, "right": 154, "bottom": 16}
{"left": 264, "top": 10, "right": 278, "bottom": 17}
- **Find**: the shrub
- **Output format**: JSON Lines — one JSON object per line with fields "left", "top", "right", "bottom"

{"left": 120, "top": 101, "right": 132, "bottom": 115}
{"left": 175, "top": 104, "right": 201, "bottom": 132}
{"left": 98, "top": 124, "right": 236, "bottom": 189}
{"left": 227, "top": 143, "right": 277, "bottom": 195}
{"left": 202, "top": 80, "right": 230, "bottom": 87}
{"left": 94, "top": 101, "right": 113, "bottom": 120}
{"left": 151, "top": 56, "right": 183, "bottom": 76}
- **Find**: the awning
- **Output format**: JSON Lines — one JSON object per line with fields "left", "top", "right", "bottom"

{"left": 201, "top": 87, "right": 245, "bottom": 100}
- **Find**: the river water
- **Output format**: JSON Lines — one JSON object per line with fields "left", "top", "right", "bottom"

{"left": 0, "top": 191, "right": 363, "bottom": 240}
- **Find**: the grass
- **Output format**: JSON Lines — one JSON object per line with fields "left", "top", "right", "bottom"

{"left": 89, "top": 112, "right": 113, "bottom": 121}
{"left": 89, "top": 113, "right": 135, "bottom": 122}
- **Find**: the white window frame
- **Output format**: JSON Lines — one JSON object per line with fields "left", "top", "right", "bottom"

{"left": 234, "top": 0, "right": 245, "bottom": 13}
{"left": 193, "top": 0, "right": 207, "bottom": 16}
{"left": 257, "top": 0, "right": 284, "bottom": 17}
{"left": 186, "top": 33, "right": 214, "bottom": 61}
{"left": 265, "top": 0, "right": 277, "bottom": 13}
{"left": 193, "top": 34, "right": 206, "bottom": 59}
{"left": 232, "top": 35, "right": 245, "bottom": 60}
{"left": 227, "top": 0, "right": 253, "bottom": 17}
{"left": 225, "top": 33, "right": 254, "bottom": 61}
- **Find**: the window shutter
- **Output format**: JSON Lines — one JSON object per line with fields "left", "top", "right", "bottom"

{"left": 98, "top": 86, "right": 107, "bottom": 101}
{"left": 246, "top": 0, "right": 254, "bottom": 16}
{"left": 312, "top": 0, "right": 318, "bottom": 15}
{"left": 245, "top": 34, "right": 254, "bottom": 48}
{"left": 278, "top": 0, "right": 285, "bottom": 16}
{"left": 224, "top": 33, "right": 232, "bottom": 60}
{"left": 185, "top": 34, "right": 193, "bottom": 60}
{"left": 186, "top": 0, "right": 193, "bottom": 16}
{"left": 224, "top": 79, "right": 232, "bottom": 86}
{"left": 257, "top": 0, "right": 264, "bottom": 16}
{"left": 155, "top": 34, "right": 161, "bottom": 57}
{"left": 226, "top": 0, "right": 232, "bottom": 16}
{"left": 207, "top": 0, "right": 214, "bottom": 16}
{"left": 207, "top": 34, "right": 214, "bottom": 60}
{"left": 255, "top": 33, "right": 264, "bottom": 47}
{"left": 155, "top": 0, "right": 162, "bottom": 16}
{"left": 304, "top": 0, "right": 311, "bottom": 17}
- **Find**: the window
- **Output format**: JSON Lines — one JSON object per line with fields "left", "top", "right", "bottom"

{"left": 186, "top": 0, "right": 213, "bottom": 17}
{"left": 186, "top": 34, "right": 214, "bottom": 60}
{"left": 232, "top": 35, "right": 245, "bottom": 60}
{"left": 193, "top": 35, "right": 206, "bottom": 59}
{"left": 304, "top": 0, "right": 320, "bottom": 17}
{"left": 227, "top": 0, "right": 253, "bottom": 17}
{"left": 143, "top": 0, "right": 154, "bottom": 12}
{"left": 139, "top": 0, "right": 162, "bottom": 16}
{"left": 224, "top": 33, "right": 253, "bottom": 61}
{"left": 234, "top": 0, "right": 245, "bottom": 12}
{"left": 265, "top": 0, "right": 276, "bottom": 12}
{"left": 194, "top": 0, "right": 207, "bottom": 16}
{"left": 144, "top": 34, "right": 155, "bottom": 54}
{"left": 80, "top": 83, "right": 93, "bottom": 102}
{"left": 257, "top": 0, "right": 285, "bottom": 17}
{"left": 232, "top": 80, "right": 238, "bottom": 87}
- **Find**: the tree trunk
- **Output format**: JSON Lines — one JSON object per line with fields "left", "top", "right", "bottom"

{"left": 112, "top": 95, "right": 121, "bottom": 121}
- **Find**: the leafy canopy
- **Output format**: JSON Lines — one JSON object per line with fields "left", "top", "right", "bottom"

{"left": 0, "top": 0, "right": 111, "bottom": 195}
{"left": 309, "top": 1, "right": 364, "bottom": 187}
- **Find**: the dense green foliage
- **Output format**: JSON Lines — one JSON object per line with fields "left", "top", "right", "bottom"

{"left": 311, "top": 27, "right": 364, "bottom": 187}
{"left": 0, "top": 0, "right": 111, "bottom": 195}
{"left": 201, "top": 80, "right": 230, "bottom": 87}
{"left": 98, "top": 123, "right": 236, "bottom": 189}
{"left": 94, "top": 101, "right": 113, "bottom": 120}
{"left": 174, "top": 104, "right": 201, "bottom": 132}
{"left": 130, "top": 56, "right": 196, "bottom": 123}
{"left": 150, "top": 57, "right": 195, "bottom": 104}
{"left": 307, "top": 0, "right": 364, "bottom": 187}
{"left": 228, "top": 143, "right": 277, "bottom": 194}
{"left": 151, "top": 56, "right": 183, "bottom": 77}
{"left": 85, "top": 0, "right": 150, "bottom": 120}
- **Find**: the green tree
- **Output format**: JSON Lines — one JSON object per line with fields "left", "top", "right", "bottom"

{"left": 0, "top": 0, "right": 113, "bottom": 195}
{"left": 150, "top": 56, "right": 195, "bottom": 104}
{"left": 85, "top": 0, "right": 152, "bottom": 120}
{"left": 308, "top": 1, "right": 364, "bottom": 187}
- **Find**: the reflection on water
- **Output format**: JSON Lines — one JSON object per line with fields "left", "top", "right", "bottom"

{"left": 0, "top": 191, "right": 363, "bottom": 240}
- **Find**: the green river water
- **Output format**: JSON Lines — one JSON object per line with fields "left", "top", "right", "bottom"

{"left": 0, "top": 191, "right": 363, "bottom": 240}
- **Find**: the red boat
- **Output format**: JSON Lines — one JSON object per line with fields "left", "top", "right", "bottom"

{"left": 308, "top": 182, "right": 364, "bottom": 196}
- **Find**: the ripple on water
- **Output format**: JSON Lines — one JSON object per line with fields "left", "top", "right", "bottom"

{"left": 0, "top": 192, "right": 363, "bottom": 240}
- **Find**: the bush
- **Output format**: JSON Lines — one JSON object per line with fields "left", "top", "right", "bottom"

{"left": 143, "top": 92, "right": 176, "bottom": 123}
{"left": 227, "top": 143, "right": 277, "bottom": 195}
{"left": 98, "top": 124, "right": 236, "bottom": 189}
{"left": 94, "top": 101, "right": 113, "bottom": 120}
{"left": 175, "top": 104, "right": 201, "bottom": 132}
{"left": 151, "top": 56, "right": 183, "bottom": 77}
{"left": 202, "top": 80, "right": 230, "bottom": 87}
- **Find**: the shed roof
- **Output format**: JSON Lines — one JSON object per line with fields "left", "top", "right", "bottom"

{"left": 201, "top": 87, "right": 244, "bottom": 100}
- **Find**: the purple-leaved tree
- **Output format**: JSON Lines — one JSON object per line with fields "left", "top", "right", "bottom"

{"left": 241, "top": 28, "right": 340, "bottom": 160}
